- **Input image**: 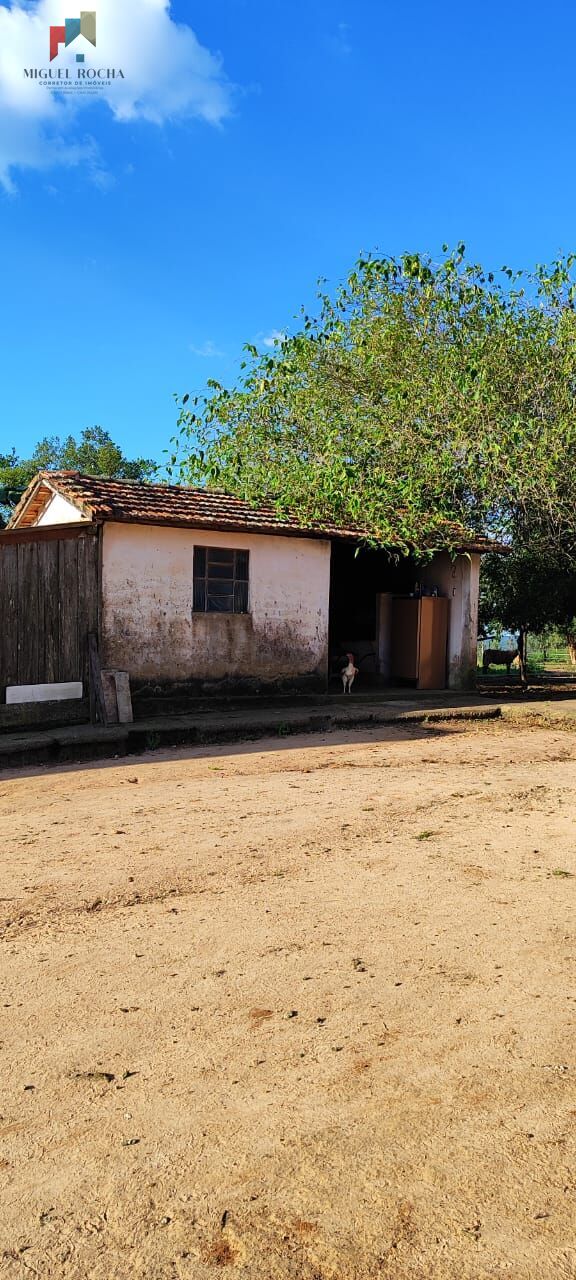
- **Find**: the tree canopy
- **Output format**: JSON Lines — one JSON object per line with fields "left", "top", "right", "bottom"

{"left": 481, "top": 544, "right": 576, "bottom": 638}
{"left": 173, "top": 245, "right": 576, "bottom": 559}
{"left": 30, "top": 426, "right": 157, "bottom": 481}
{"left": 0, "top": 427, "right": 157, "bottom": 522}
{"left": 479, "top": 500, "right": 576, "bottom": 680}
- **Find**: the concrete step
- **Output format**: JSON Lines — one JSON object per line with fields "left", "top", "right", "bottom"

{"left": 130, "top": 687, "right": 463, "bottom": 719}
{"left": 0, "top": 698, "right": 503, "bottom": 772}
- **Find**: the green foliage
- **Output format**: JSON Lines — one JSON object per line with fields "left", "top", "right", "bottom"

{"left": 523, "top": 629, "right": 574, "bottom": 668}
{"left": 480, "top": 545, "right": 576, "bottom": 638}
{"left": 30, "top": 426, "right": 156, "bottom": 482}
{"left": 172, "top": 245, "right": 576, "bottom": 557}
{"left": 0, "top": 449, "right": 37, "bottom": 503}
{"left": 480, "top": 515, "right": 576, "bottom": 683}
{"left": 0, "top": 450, "right": 37, "bottom": 526}
{"left": 0, "top": 427, "right": 157, "bottom": 523}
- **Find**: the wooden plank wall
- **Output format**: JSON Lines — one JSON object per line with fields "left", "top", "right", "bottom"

{"left": 0, "top": 526, "right": 99, "bottom": 692}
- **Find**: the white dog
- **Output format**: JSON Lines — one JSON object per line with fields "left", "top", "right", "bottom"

{"left": 341, "top": 652, "right": 359, "bottom": 694}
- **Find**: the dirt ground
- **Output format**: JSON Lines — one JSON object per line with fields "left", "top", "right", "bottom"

{"left": 2, "top": 721, "right": 576, "bottom": 1280}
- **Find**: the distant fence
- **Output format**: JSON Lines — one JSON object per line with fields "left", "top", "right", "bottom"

{"left": 477, "top": 637, "right": 574, "bottom": 674}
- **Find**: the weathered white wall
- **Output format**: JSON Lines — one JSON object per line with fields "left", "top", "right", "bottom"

{"left": 37, "top": 493, "right": 87, "bottom": 525}
{"left": 101, "top": 522, "right": 331, "bottom": 684}
{"left": 420, "top": 552, "right": 481, "bottom": 688}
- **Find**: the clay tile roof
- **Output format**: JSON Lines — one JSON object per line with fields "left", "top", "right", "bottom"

{"left": 6, "top": 471, "right": 505, "bottom": 553}
{"left": 8, "top": 471, "right": 362, "bottom": 541}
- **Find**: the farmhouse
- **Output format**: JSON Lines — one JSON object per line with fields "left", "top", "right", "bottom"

{"left": 0, "top": 472, "right": 495, "bottom": 710}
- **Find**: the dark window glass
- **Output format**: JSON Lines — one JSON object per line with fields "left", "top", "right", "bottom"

{"left": 193, "top": 547, "right": 250, "bottom": 614}
{"left": 207, "top": 561, "right": 235, "bottom": 579}
{"left": 193, "top": 545, "right": 206, "bottom": 577}
{"left": 207, "top": 592, "right": 233, "bottom": 612}
{"left": 235, "top": 550, "right": 249, "bottom": 581}
{"left": 234, "top": 580, "right": 249, "bottom": 613}
{"left": 207, "top": 548, "right": 235, "bottom": 565}
{"left": 193, "top": 578, "right": 206, "bottom": 612}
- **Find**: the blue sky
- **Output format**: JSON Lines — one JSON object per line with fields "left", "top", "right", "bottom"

{"left": 1, "top": 0, "right": 575, "bottom": 468}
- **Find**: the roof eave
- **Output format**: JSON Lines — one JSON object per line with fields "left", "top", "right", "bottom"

{"left": 5, "top": 476, "right": 46, "bottom": 530}
{"left": 6, "top": 471, "right": 91, "bottom": 530}
{"left": 97, "top": 513, "right": 506, "bottom": 551}
{"left": 98, "top": 512, "right": 342, "bottom": 540}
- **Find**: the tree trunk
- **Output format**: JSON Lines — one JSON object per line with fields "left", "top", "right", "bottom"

{"left": 517, "top": 628, "right": 528, "bottom": 689}
{"left": 566, "top": 634, "right": 576, "bottom": 665}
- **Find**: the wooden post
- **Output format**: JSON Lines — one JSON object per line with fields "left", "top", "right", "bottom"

{"left": 88, "top": 632, "right": 108, "bottom": 725}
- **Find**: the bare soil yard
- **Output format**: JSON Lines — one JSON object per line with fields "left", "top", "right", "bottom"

{"left": 2, "top": 721, "right": 576, "bottom": 1279}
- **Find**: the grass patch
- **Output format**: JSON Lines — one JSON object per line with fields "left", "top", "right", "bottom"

{"left": 416, "top": 830, "right": 435, "bottom": 841}
{"left": 551, "top": 868, "right": 574, "bottom": 878}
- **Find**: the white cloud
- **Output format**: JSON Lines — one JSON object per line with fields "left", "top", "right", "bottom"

{"left": 0, "top": 0, "right": 233, "bottom": 191}
{"left": 261, "top": 329, "right": 285, "bottom": 348}
{"left": 189, "top": 339, "right": 225, "bottom": 358}
{"left": 328, "top": 22, "right": 352, "bottom": 58}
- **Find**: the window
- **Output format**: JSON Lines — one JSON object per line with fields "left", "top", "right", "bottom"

{"left": 193, "top": 546, "right": 249, "bottom": 613}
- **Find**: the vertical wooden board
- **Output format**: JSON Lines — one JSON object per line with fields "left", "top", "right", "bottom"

{"left": 77, "top": 534, "right": 99, "bottom": 686}
{"left": 37, "top": 539, "right": 60, "bottom": 684}
{"left": 100, "top": 670, "right": 119, "bottom": 724}
{"left": 59, "top": 537, "right": 80, "bottom": 681}
{"left": 112, "top": 670, "right": 133, "bottom": 723}
{"left": 417, "top": 598, "right": 433, "bottom": 689}
{"left": 0, "top": 544, "right": 19, "bottom": 690}
{"left": 17, "top": 542, "right": 40, "bottom": 684}
{"left": 0, "top": 548, "right": 7, "bottom": 691}
{"left": 391, "top": 598, "right": 420, "bottom": 680}
{"left": 15, "top": 543, "right": 28, "bottom": 684}
{"left": 418, "top": 597, "right": 449, "bottom": 690}
{"left": 88, "top": 631, "right": 108, "bottom": 725}
{"left": 433, "top": 597, "right": 449, "bottom": 688}
{"left": 0, "top": 547, "right": 13, "bottom": 688}
{"left": 86, "top": 535, "right": 99, "bottom": 631}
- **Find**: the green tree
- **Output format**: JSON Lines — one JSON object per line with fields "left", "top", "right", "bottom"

{"left": 173, "top": 246, "right": 576, "bottom": 559}
{"left": 480, "top": 529, "right": 576, "bottom": 685}
{"left": 0, "top": 450, "right": 38, "bottom": 526}
{"left": 0, "top": 428, "right": 157, "bottom": 524}
{"left": 30, "top": 426, "right": 156, "bottom": 481}
{"left": 0, "top": 449, "right": 37, "bottom": 496}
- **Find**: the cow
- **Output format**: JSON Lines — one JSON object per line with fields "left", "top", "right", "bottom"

{"left": 482, "top": 648, "right": 519, "bottom": 674}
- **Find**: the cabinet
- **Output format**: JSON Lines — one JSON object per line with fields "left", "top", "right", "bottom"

{"left": 390, "top": 596, "right": 449, "bottom": 690}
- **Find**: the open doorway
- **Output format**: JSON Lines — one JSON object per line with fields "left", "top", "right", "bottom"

{"left": 328, "top": 541, "right": 418, "bottom": 688}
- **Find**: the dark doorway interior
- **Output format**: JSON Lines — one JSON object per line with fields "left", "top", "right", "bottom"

{"left": 329, "top": 541, "right": 418, "bottom": 685}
